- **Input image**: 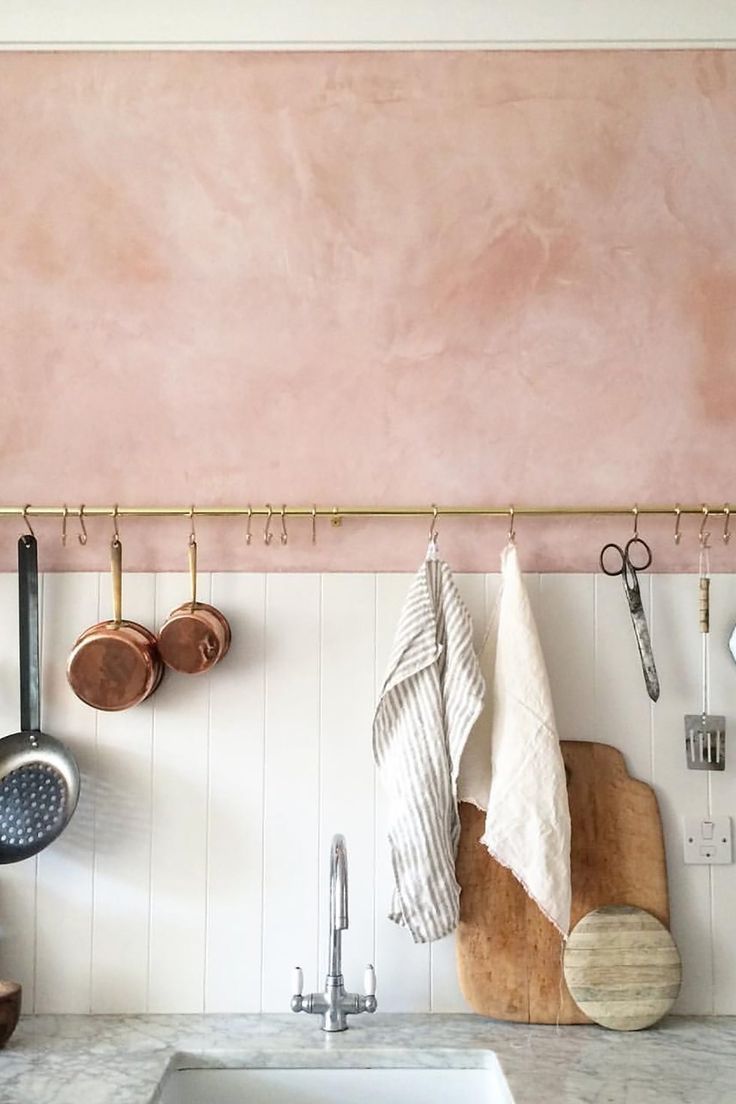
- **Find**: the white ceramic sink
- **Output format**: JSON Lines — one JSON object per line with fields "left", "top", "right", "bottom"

{"left": 159, "top": 1063, "right": 513, "bottom": 1103}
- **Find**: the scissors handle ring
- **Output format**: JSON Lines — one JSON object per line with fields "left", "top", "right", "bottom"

{"left": 600, "top": 542, "right": 625, "bottom": 576}
{"left": 625, "top": 536, "right": 653, "bottom": 573}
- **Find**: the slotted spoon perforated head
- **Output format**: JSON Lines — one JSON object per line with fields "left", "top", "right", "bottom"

{"left": 0, "top": 536, "right": 80, "bottom": 864}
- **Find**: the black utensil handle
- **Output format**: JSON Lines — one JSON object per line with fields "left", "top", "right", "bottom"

{"left": 18, "top": 535, "right": 40, "bottom": 732}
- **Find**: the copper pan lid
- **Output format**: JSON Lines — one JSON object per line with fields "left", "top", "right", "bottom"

{"left": 158, "top": 603, "right": 231, "bottom": 674}
{"left": 67, "top": 620, "right": 161, "bottom": 711}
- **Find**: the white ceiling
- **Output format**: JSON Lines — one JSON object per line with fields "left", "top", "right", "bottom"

{"left": 1, "top": 0, "right": 736, "bottom": 49}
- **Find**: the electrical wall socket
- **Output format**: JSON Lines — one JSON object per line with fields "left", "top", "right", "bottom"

{"left": 683, "top": 816, "right": 733, "bottom": 864}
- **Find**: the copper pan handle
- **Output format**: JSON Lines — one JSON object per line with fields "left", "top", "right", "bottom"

{"left": 111, "top": 537, "right": 122, "bottom": 626}
{"left": 188, "top": 535, "right": 197, "bottom": 612}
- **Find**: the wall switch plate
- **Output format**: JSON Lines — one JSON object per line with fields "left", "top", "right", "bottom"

{"left": 683, "top": 816, "right": 733, "bottom": 864}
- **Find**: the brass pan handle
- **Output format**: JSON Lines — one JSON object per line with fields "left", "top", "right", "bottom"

{"left": 111, "top": 536, "right": 122, "bottom": 626}
{"left": 188, "top": 535, "right": 197, "bottom": 612}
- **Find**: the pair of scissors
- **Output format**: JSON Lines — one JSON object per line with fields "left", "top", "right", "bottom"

{"left": 600, "top": 537, "right": 660, "bottom": 702}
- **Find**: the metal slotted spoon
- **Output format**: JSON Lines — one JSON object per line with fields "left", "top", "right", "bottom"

{"left": 0, "top": 535, "right": 80, "bottom": 862}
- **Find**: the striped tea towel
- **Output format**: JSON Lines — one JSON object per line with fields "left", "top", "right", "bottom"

{"left": 458, "top": 541, "right": 571, "bottom": 936}
{"left": 373, "top": 540, "right": 485, "bottom": 943}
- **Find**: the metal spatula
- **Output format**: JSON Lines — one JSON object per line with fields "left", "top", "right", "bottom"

{"left": 685, "top": 560, "right": 725, "bottom": 771}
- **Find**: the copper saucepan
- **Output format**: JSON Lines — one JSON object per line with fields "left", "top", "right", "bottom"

{"left": 157, "top": 525, "right": 231, "bottom": 675}
{"left": 67, "top": 534, "right": 164, "bottom": 711}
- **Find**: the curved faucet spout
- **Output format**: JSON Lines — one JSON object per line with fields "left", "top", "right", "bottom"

{"left": 329, "top": 834, "right": 348, "bottom": 977}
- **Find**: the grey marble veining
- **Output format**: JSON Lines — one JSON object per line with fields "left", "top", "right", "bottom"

{"left": 0, "top": 1014, "right": 734, "bottom": 1104}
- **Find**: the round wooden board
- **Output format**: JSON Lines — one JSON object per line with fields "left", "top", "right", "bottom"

{"left": 563, "top": 905, "right": 681, "bottom": 1031}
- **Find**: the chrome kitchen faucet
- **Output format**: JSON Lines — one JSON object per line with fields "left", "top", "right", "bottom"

{"left": 291, "top": 833, "right": 377, "bottom": 1031}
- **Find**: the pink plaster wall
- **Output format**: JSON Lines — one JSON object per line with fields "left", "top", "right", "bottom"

{"left": 1, "top": 50, "right": 735, "bottom": 572}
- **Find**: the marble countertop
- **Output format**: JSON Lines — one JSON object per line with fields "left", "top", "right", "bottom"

{"left": 0, "top": 1013, "right": 734, "bottom": 1104}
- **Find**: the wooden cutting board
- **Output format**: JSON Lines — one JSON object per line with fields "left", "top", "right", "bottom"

{"left": 455, "top": 741, "right": 669, "bottom": 1024}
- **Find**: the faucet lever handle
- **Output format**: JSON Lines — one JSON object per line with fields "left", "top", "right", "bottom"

{"left": 364, "top": 964, "right": 376, "bottom": 997}
{"left": 293, "top": 966, "right": 304, "bottom": 996}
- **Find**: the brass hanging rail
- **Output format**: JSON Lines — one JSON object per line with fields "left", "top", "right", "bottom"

{"left": 0, "top": 503, "right": 730, "bottom": 520}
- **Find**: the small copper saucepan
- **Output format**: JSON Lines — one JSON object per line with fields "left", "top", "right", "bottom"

{"left": 157, "top": 523, "right": 231, "bottom": 675}
{"left": 67, "top": 533, "right": 164, "bottom": 711}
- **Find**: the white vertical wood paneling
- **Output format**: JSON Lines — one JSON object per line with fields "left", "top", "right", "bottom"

{"left": 0, "top": 573, "right": 36, "bottom": 1006}
{"left": 147, "top": 573, "right": 210, "bottom": 1013}
{"left": 651, "top": 575, "right": 713, "bottom": 1013}
{"left": 36, "top": 572, "right": 99, "bottom": 1013}
{"left": 205, "top": 573, "right": 266, "bottom": 1013}
{"left": 536, "top": 575, "right": 596, "bottom": 742}
{"left": 318, "top": 575, "right": 376, "bottom": 991}
{"left": 704, "top": 574, "right": 736, "bottom": 1014}
{"left": 91, "top": 573, "right": 156, "bottom": 1012}
{"left": 261, "top": 575, "right": 321, "bottom": 1011}
{"left": 373, "top": 572, "right": 431, "bottom": 1012}
{"left": 0, "top": 569, "right": 730, "bottom": 1017}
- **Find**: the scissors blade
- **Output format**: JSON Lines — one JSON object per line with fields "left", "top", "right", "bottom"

{"left": 622, "top": 576, "right": 660, "bottom": 701}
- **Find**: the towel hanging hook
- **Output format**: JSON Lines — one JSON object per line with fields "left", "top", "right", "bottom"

{"left": 673, "top": 504, "right": 682, "bottom": 545}
{"left": 245, "top": 505, "right": 253, "bottom": 546}
{"left": 429, "top": 505, "right": 439, "bottom": 543}
{"left": 279, "top": 505, "right": 288, "bottom": 545}
{"left": 507, "top": 506, "right": 515, "bottom": 543}
{"left": 111, "top": 504, "right": 120, "bottom": 548}
{"left": 264, "top": 504, "right": 274, "bottom": 546}
{"left": 311, "top": 505, "right": 317, "bottom": 545}
{"left": 77, "top": 504, "right": 88, "bottom": 546}
{"left": 189, "top": 505, "right": 196, "bottom": 549}
{"left": 22, "top": 505, "right": 35, "bottom": 538}
{"left": 723, "top": 504, "right": 731, "bottom": 545}
{"left": 61, "top": 504, "right": 69, "bottom": 546}
{"left": 632, "top": 504, "right": 639, "bottom": 539}
{"left": 699, "top": 504, "right": 710, "bottom": 548}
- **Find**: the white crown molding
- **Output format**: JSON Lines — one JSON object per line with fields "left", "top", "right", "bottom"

{"left": 1, "top": 0, "right": 735, "bottom": 50}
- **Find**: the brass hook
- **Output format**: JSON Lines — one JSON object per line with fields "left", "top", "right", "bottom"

{"left": 429, "top": 505, "right": 439, "bottom": 543}
{"left": 507, "top": 506, "right": 515, "bottom": 543}
{"left": 311, "top": 505, "right": 317, "bottom": 545}
{"left": 632, "top": 504, "right": 639, "bottom": 538}
{"left": 112, "top": 505, "right": 120, "bottom": 547}
{"left": 673, "top": 504, "right": 682, "bottom": 545}
{"left": 78, "top": 504, "right": 88, "bottom": 546}
{"left": 723, "top": 504, "right": 731, "bottom": 545}
{"left": 245, "top": 505, "right": 253, "bottom": 547}
{"left": 189, "top": 505, "right": 197, "bottom": 548}
{"left": 330, "top": 506, "right": 342, "bottom": 528}
{"left": 699, "top": 504, "right": 710, "bottom": 548}
{"left": 264, "top": 504, "right": 274, "bottom": 545}
{"left": 279, "top": 505, "right": 288, "bottom": 545}
{"left": 22, "top": 505, "right": 35, "bottom": 538}
{"left": 61, "top": 504, "right": 69, "bottom": 546}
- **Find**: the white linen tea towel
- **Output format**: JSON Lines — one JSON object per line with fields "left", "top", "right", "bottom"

{"left": 458, "top": 541, "right": 571, "bottom": 936}
{"left": 373, "top": 539, "right": 484, "bottom": 944}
